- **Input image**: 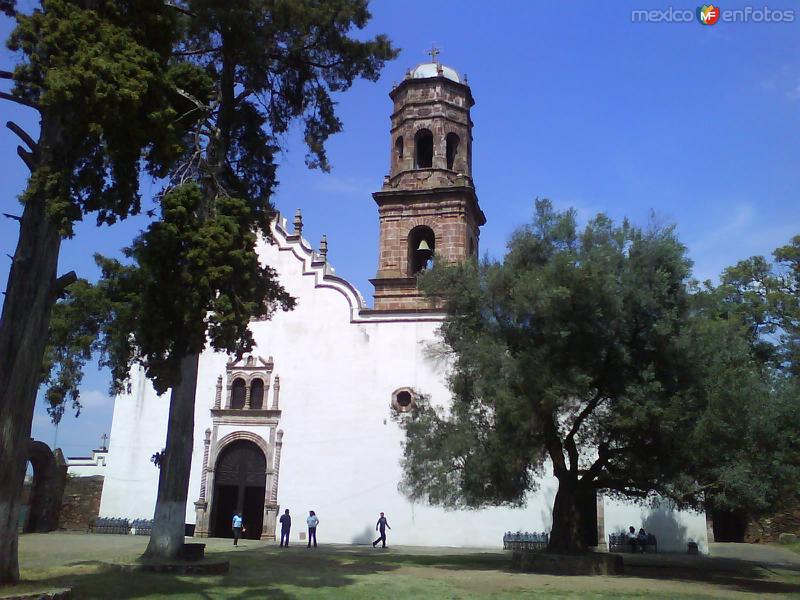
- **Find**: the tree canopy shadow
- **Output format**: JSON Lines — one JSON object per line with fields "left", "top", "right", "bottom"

{"left": 12, "top": 546, "right": 399, "bottom": 599}
{"left": 10, "top": 543, "right": 800, "bottom": 598}
{"left": 624, "top": 557, "right": 800, "bottom": 596}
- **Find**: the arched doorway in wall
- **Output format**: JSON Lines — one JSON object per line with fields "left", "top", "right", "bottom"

{"left": 209, "top": 439, "right": 266, "bottom": 539}
{"left": 24, "top": 441, "right": 67, "bottom": 533}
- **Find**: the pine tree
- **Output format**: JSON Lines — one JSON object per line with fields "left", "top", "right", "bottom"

{"left": 0, "top": 0, "right": 185, "bottom": 582}
{"left": 38, "top": 0, "right": 398, "bottom": 561}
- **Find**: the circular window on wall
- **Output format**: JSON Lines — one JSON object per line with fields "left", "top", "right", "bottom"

{"left": 391, "top": 388, "right": 416, "bottom": 413}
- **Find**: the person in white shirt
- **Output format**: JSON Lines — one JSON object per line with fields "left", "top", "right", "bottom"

{"left": 627, "top": 525, "right": 637, "bottom": 552}
{"left": 306, "top": 510, "right": 319, "bottom": 548}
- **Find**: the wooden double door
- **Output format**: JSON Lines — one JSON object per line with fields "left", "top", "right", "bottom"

{"left": 210, "top": 440, "right": 266, "bottom": 539}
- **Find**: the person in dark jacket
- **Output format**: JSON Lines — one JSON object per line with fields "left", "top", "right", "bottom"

{"left": 279, "top": 509, "right": 291, "bottom": 547}
{"left": 372, "top": 512, "right": 391, "bottom": 548}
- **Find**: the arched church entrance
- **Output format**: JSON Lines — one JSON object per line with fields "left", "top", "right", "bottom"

{"left": 209, "top": 439, "right": 266, "bottom": 539}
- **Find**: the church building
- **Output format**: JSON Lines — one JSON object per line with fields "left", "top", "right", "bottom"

{"left": 99, "top": 60, "right": 709, "bottom": 551}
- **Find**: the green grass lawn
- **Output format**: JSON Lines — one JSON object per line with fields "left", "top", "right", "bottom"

{"left": 3, "top": 534, "right": 800, "bottom": 599}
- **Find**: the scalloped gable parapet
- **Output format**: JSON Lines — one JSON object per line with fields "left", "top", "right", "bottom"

{"left": 267, "top": 212, "right": 443, "bottom": 324}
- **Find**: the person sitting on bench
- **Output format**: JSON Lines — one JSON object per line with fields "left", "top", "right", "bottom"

{"left": 637, "top": 528, "right": 649, "bottom": 553}
{"left": 627, "top": 526, "right": 638, "bottom": 552}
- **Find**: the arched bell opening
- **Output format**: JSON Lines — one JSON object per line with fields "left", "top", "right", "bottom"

{"left": 230, "top": 378, "right": 246, "bottom": 409}
{"left": 395, "top": 136, "right": 404, "bottom": 166}
{"left": 250, "top": 378, "right": 264, "bottom": 409}
{"left": 408, "top": 226, "right": 436, "bottom": 276}
{"left": 446, "top": 132, "right": 460, "bottom": 171}
{"left": 209, "top": 439, "right": 266, "bottom": 539}
{"left": 414, "top": 129, "right": 433, "bottom": 169}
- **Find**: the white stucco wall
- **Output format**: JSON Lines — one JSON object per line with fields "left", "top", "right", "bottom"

{"left": 100, "top": 370, "right": 169, "bottom": 519}
{"left": 66, "top": 450, "right": 108, "bottom": 477}
{"left": 603, "top": 495, "right": 709, "bottom": 554}
{"left": 100, "top": 217, "right": 708, "bottom": 550}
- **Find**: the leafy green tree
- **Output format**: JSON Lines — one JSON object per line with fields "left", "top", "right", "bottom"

{"left": 0, "top": 0, "right": 185, "bottom": 582}
{"left": 41, "top": 280, "right": 112, "bottom": 425}
{"left": 398, "top": 200, "right": 705, "bottom": 553}
{"left": 717, "top": 236, "right": 800, "bottom": 377}
{"left": 687, "top": 238, "right": 800, "bottom": 539}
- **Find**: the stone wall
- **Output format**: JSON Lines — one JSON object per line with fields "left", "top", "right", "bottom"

{"left": 746, "top": 508, "right": 800, "bottom": 543}
{"left": 59, "top": 475, "right": 104, "bottom": 531}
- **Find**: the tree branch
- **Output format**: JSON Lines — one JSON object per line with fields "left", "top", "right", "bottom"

{"left": 233, "top": 87, "right": 253, "bottom": 104}
{"left": 581, "top": 444, "right": 632, "bottom": 484}
{"left": 175, "top": 87, "right": 209, "bottom": 112}
{"left": 173, "top": 47, "right": 219, "bottom": 57}
{"left": 566, "top": 391, "right": 603, "bottom": 442}
{"left": 564, "top": 432, "right": 579, "bottom": 474}
{"left": 0, "top": 70, "right": 12, "bottom": 79}
{"left": 164, "top": 2, "right": 195, "bottom": 17}
{"left": 0, "top": 91, "right": 40, "bottom": 111}
{"left": 17, "top": 146, "right": 35, "bottom": 171}
{"left": 3, "top": 213, "right": 22, "bottom": 222}
{"left": 6, "top": 120, "right": 38, "bottom": 154}
{"left": 543, "top": 415, "right": 569, "bottom": 478}
{"left": 52, "top": 271, "right": 78, "bottom": 299}
{"left": 592, "top": 478, "right": 650, "bottom": 498}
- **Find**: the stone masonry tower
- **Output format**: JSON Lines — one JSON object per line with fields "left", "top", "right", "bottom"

{"left": 371, "top": 58, "right": 486, "bottom": 311}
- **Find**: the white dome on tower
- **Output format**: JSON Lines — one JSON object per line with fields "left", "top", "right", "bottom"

{"left": 410, "top": 62, "right": 461, "bottom": 83}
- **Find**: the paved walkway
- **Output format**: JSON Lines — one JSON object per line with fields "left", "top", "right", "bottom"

{"left": 17, "top": 533, "right": 800, "bottom": 573}
{"left": 709, "top": 542, "right": 800, "bottom": 568}
{"left": 616, "top": 541, "right": 800, "bottom": 575}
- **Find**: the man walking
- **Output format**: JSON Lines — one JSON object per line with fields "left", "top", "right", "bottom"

{"left": 232, "top": 512, "right": 244, "bottom": 546}
{"left": 279, "top": 509, "right": 291, "bottom": 547}
{"left": 307, "top": 510, "right": 319, "bottom": 548}
{"left": 372, "top": 512, "right": 391, "bottom": 548}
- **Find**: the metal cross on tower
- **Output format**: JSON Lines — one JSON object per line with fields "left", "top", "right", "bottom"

{"left": 426, "top": 45, "right": 440, "bottom": 63}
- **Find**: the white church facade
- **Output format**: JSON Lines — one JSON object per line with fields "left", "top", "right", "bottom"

{"left": 99, "top": 61, "right": 709, "bottom": 551}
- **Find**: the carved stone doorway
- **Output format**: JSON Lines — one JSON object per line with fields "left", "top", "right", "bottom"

{"left": 209, "top": 440, "right": 266, "bottom": 539}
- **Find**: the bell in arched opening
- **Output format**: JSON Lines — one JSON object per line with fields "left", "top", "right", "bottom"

{"left": 408, "top": 226, "right": 435, "bottom": 275}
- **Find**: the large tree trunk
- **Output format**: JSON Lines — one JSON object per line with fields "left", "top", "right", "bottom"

{"left": 0, "top": 120, "right": 64, "bottom": 583}
{"left": 143, "top": 352, "right": 199, "bottom": 560}
{"left": 547, "top": 476, "right": 587, "bottom": 554}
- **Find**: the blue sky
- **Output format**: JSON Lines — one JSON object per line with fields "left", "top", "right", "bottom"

{"left": 2, "top": 0, "right": 799, "bottom": 456}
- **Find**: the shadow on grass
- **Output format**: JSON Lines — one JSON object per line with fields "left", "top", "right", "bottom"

{"left": 624, "top": 561, "right": 800, "bottom": 595}
{"left": 364, "top": 550, "right": 800, "bottom": 596}
{"left": 371, "top": 551, "right": 510, "bottom": 571}
{"left": 13, "top": 546, "right": 400, "bottom": 599}
{"left": 10, "top": 545, "right": 800, "bottom": 598}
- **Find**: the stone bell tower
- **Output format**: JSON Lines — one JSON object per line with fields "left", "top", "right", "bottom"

{"left": 371, "top": 55, "right": 486, "bottom": 311}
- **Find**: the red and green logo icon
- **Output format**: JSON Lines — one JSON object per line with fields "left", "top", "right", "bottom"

{"left": 697, "top": 4, "right": 721, "bottom": 25}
